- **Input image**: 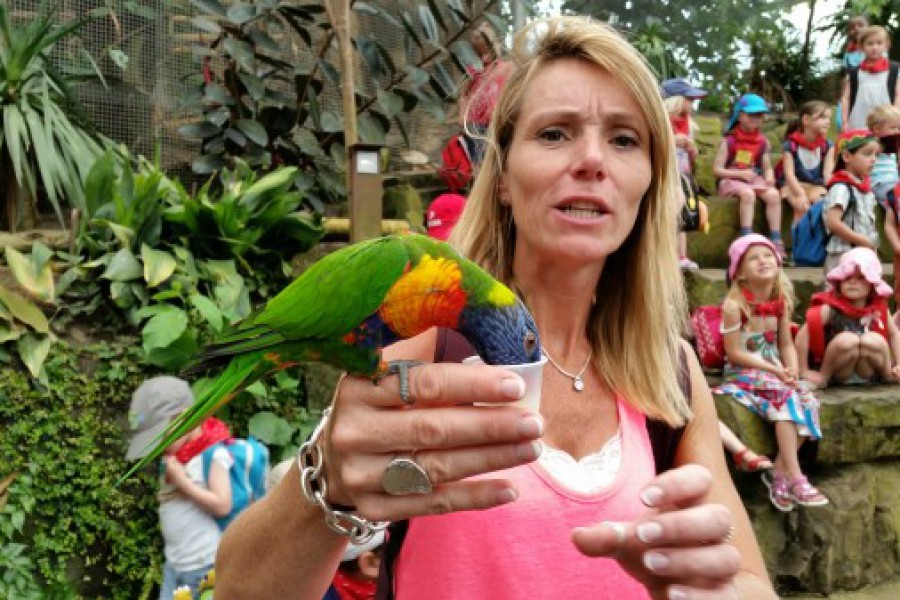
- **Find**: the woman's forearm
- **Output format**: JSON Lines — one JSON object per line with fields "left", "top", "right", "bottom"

{"left": 216, "top": 462, "right": 348, "bottom": 600}
{"left": 735, "top": 571, "right": 779, "bottom": 599}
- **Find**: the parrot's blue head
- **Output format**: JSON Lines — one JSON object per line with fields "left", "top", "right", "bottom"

{"left": 460, "top": 298, "right": 542, "bottom": 365}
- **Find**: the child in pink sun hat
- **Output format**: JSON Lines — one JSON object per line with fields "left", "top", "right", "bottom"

{"left": 714, "top": 234, "right": 827, "bottom": 512}
{"left": 796, "top": 246, "right": 900, "bottom": 389}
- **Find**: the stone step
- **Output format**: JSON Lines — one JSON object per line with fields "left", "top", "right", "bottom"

{"left": 715, "top": 384, "right": 900, "bottom": 594}
{"left": 686, "top": 196, "right": 894, "bottom": 270}
{"left": 684, "top": 264, "right": 896, "bottom": 322}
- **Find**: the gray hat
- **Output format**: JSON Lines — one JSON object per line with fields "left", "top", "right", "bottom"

{"left": 125, "top": 376, "right": 194, "bottom": 460}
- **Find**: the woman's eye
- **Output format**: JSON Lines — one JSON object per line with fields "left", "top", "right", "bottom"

{"left": 538, "top": 128, "right": 567, "bottom": 142}
{"left": 611, "top": 134, "right": 639, "bottom": 149}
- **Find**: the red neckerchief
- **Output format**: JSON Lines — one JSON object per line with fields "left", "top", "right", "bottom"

{"left": 741, "top": 287, "right": 784, "bottom": 318}
{"left": 828, "top": 169, "right": 871, "bottom": 193}
{"left": 174, "top": 417, "right": 231, "bottom": 464}
{"left": 847, "top": 41, "right": 859, "bottom": 53}
{"left": 810, "top": 291, "right": 889, "bottom": 339}
{"left": 670, "top": 115, "right": 690, "bottom": 136}
{"left": 730, "top": 126, "right": 765, "bottom": 146}
{"left": 332, "top": 571, "right": 377, "bottom": 600}
{"left": 860, "top": 57, "right": 890, "bottom": 73}
{"left": 788, "top": 130, "right": 827, "bottom": 152}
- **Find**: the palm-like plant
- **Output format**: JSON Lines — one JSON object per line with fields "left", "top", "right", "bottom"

{"left": 0, "top": 2, "right": 106, "bottom": 231}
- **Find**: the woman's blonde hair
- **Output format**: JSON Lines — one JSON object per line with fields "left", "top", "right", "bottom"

{"left": 451, "top": 16, "right": 689, "bottom": 425}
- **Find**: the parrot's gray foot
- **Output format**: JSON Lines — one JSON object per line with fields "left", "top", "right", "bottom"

{"left": 378, "top": 360, "right": 426, "bottom": 405}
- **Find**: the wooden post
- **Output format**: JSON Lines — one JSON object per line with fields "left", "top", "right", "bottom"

{"left": 332, "top": 0, "right": 357, "bottom": 147}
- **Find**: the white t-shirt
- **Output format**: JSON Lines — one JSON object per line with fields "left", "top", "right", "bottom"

{"left": 158, "top": 447, "right": 233, "bottom": 572}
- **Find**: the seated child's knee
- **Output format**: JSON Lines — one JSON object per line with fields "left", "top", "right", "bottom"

{"left": 832, "top": 332, "right": 863, "bottom": 354}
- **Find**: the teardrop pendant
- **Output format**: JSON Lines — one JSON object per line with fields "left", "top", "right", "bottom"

{"left": 573, "top": 376, "right": 584, "bottom": 392}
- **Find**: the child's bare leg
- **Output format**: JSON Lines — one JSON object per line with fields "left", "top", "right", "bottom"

{"left": 818, "top": 332, "right": 862, "bottom": 384}
{"left": 737, "top": 189, "right": 755, "bottom": 230}
{"left": 774, "top": 421, "right": 803, "bottom": 479}
{"left": 858, "top": 331, "right": 892, "bottom": 380}
{"left": 759, "top": 188, "right": 782, "bottom": 234}
{"left": 719, "top": 421, "right": 744, "bottom": 454}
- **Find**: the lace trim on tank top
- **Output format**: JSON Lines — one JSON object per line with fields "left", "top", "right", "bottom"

{"left": 537, "top": 430, "right": 622, "bottom": 494}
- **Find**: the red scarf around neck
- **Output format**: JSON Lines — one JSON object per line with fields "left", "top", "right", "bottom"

{"left": 810, "top": 291, "right": 889, "bottom": 338}
{"left": 741, "top": 287, "right": 784, "bottom": 318}
{"left": 332, "top": 571, "right": 377, "bottom": 600}
{"left": 670, "top": 115, "right": 690, "bottom": 136}
{"left": 174, "top": 417, "right": 231, "bottom": 464}
{"left": 828, "top": 169, "right": 871, "bottom": 193}
{"left": 788, "top": 130, "right": 827, "bottom": 152}
{"left": 860, "top": 57, "right": 890, "bottom": 73}
{"left": 730, "top": 126, "right": 764, "bottom": 146}
{"left": 847, "top": 41, "right": 859, "bottom": 53}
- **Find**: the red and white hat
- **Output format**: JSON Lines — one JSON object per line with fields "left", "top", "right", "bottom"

{"left": 426, "top": 193, "right": 466, "bottom": 241}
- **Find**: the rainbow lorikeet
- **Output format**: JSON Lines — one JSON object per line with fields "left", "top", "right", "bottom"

{"left": 122, "top": 234, "right": 541, "bottom": 480}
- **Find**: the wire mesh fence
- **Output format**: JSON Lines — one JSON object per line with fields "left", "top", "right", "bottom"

{"left": 11, "top": 0, "right": 499, "bottom": 176}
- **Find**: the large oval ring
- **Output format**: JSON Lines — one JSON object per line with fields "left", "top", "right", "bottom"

{"left": 381, "top": 455, "right": 432, "bottom": 495}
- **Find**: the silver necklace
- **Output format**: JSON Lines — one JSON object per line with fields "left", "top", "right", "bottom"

{"left": 542, "top": 348, "right": 592, "bottom": 392}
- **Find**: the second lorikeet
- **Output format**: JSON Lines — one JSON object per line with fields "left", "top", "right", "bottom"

{"left": 122, "top": 233, "right": 541, "bottom": 480}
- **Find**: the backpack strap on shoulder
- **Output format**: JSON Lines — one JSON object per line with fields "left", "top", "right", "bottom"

{"left": 889, "top": 62, "right": 899, "bottom": 104}
{"left": 849, "top": 66, "right": 860, "bottom": 112}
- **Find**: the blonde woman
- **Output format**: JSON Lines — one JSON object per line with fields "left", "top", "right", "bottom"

{"left": 217, "top": 17, "right": 776, "bottom": 600}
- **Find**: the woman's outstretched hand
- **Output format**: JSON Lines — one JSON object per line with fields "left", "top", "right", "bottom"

{"left": 321, "top": 362, "right": 545, "bottom": 522}
{"left": 572, "top": 464, "right": 741, "bottom": 600}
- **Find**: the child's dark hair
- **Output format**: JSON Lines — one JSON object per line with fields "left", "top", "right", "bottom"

{"left": 784, "top": 100, "right": 831, "bottom": 137}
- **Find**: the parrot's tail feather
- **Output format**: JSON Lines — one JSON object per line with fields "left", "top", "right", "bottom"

{"left": 117, "top": 354, "right": 265, "bottom": 486}
{"left": 184, "top": 327, "right": 285, "bottom": 374}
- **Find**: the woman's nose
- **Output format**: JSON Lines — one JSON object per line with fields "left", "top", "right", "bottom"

{"left": 572, "top": 135, "right": 606, "bottom": 180}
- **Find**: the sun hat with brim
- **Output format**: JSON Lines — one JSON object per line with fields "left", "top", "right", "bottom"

{"left": 836, "top": 129, "right": 878, "bottom": 155}
{"left": 725, "top": 93, "right": 770, "bottom": 133}
{"left": 727, "top": 233, "right": 781, "bottom": 282}
{"left": 126, "top": 376, "right": 194, "bottom": 460}
{"left": 660, "top": 78, "right": 707, "bottom": 100}
{"left": 826, "top": 247, "right": 892, "bottom": 298}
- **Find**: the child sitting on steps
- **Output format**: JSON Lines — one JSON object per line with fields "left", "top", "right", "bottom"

{"left": 714, "top": 235, "right": 827, "bottom": 512}
{"left": 778, "top": 100, "right": 835, "bottom": 225}
{"left": 714, "top": 93, "right": 784, "bottom": 256}
{"left": 796, "top": 247, "right": 900, "bottom": 388}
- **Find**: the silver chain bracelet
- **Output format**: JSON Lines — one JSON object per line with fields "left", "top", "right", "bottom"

{"left": 298, "top": 407, "right": 389, "bottom": 544}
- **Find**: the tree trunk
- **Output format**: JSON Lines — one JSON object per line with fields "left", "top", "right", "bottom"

{"left": 800, "top": 0, "right": 817, "bottom": 73}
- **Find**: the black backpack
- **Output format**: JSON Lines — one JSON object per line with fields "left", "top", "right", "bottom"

{"left": 848, "top": 62, "right": 900, "bottom": 112}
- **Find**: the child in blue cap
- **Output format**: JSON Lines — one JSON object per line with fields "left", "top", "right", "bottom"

{"left": 713, "top": 93, "right": 785, "bottom": 257}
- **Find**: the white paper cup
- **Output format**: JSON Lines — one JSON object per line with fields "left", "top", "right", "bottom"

{"left": 462, "top": 355, "right": 546, "bottom": 413}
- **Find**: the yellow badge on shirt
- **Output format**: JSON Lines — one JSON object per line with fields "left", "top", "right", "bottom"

{"left": 734, "top": 149, "right": 753, "bottom": 168}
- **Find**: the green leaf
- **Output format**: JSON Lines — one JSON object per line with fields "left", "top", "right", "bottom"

{"left": 17, "top": 333, "right": 55, "bottom": 379}
{"left": 0, "top": 287, "right": 49, "bottom": 333}
{"left": 191, "top": 0, "right": 227, "bottom": 18}
{"left": 179, "top": 121, "right": 221, "bottom": 139}
{"left": 249, "top": 411, "right": 296, "bottom": 446}
{"left": 193, "top": 154, "right": 225, "bottom": 175}
{"left": 189, "top": 293, "right": 224, "bottom": 331}
{"left": 102, "top": 248, "right": 143, "bottom": 282}
{"left": 145, "top": 328, "right": 198, "bottom": 371}
{"left": 140, "top": 245, "right": 177, "bottom": 287}
{"left": 226, "top": 2, "right": 256, "bottom": 24}
{"left": 376, "top": 90, "right": 405, "bottom": 117}
{"left": 4, "top": 247, "right": 54, "bottom": 301}
{"left": 235, "top": 120, "right": 269, "bottom": 146}
{"left": 238, "top": 72, "right": 266, "bottom": 102}
{"left": 191, "top": 16, "right": 222, "bottom": 34}
{"left": 141, "top": 306, "right": 189, "bottom": 352}
{"left": 417, "top": 5, "right": 440, "bottom": 45}
{"left": 355, "top": 37, "right": 384, "bottom": 79}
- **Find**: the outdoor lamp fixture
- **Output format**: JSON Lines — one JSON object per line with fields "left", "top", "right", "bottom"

{"left": 349, "top": 143, "right": 385, "bottom": 242}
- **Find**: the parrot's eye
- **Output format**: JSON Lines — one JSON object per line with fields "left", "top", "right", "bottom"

{"left": 523, "top": 331, "right": 537, "bottom": 353}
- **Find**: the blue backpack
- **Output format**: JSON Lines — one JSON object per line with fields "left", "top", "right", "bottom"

{"left": 202, "top": 437, "right": 269, "bottom": 530}
{"left": 791, "top": 183, "right": 856, "bottom": 267}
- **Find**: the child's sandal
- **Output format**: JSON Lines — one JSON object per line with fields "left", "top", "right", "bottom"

{"left": 761, "top": 470, "right": 794, "bottom": 512}
{"left": 732, "top": 447, "right": 774, "bottom": 472}
{"left": 788, "top": 475, "right": 829, "bottom": 507}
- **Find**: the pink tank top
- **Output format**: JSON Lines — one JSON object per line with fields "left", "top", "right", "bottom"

{"left": 394, "top": 396, "right": 655, "bottom": 599}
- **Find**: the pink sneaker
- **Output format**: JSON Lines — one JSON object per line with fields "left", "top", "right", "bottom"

{"left": 787, "top": 475, "right": 829, "bottom": 507}
{"left": 761, "top": 470, "right": 794, "bottom": 512}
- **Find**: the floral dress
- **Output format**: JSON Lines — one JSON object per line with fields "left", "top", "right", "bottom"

{"left": 714, "top": 327, "right": 822, "bottom": 439}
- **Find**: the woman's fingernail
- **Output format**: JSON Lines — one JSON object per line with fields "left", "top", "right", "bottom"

{"left": 636, "top": 521, "right": 663, "bottom": 544}
{"left": 516, "top": 440, "right": 543, "bottom": 461}
{"left": 668, "top": 587, "right": 689, "bottom": 600}
{"left": 497, "top": 487, "right": 518, "bottom": 504}
{"left": 517, "top": 414, "right": 544, "bottom": 437}
{"left": 643, "top": 551, "right": 669, "bottom": 572}
{"left": 641, "top": 486, "right": 664, "bottom": 507}
{"left": 500, "top": 376, "right": 526, "bottom": 400}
